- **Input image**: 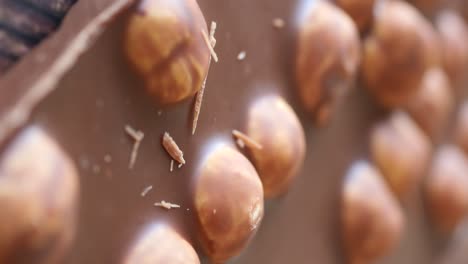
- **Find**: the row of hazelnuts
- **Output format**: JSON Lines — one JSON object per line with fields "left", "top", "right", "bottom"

{"left": 334, "top": 1, "right": 468, "bottom": 264}
{"left": 124, "top": 0, "right": 307, "bottom": 263}
{"left": 123, "top": 0, "right": 468, "bottom": 263}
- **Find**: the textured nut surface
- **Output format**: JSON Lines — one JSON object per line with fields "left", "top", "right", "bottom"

{"left": 425, "top": 145, "right": 468, "bottom": 233}
{"left": 362, "top": 0, "right": 436, "bottom": 107}
{"left": 335, "top": 0, "right": 376, "bottom": 33}
{"left": 455, "top": 102, "right": 468, "bottom": 154}
{"left": 295, "top": 0, "right": 360, "bottom": 125}
{"left": 194, "top": 145, "right": 264, "bottom": 263}
{"left": 405, "top": 68, "right": 453, "bottom": 140}
{"left": 124, "top": 223, "right": 200, "bottom": 264}
{"left": 0, "top": 126, "right": 79, "bottom": 264}
{"left": 124, "top": 0, "right": 210, "bottom": 104}
{"left": 436, "top": 10, "right": 468, "bottom": 92}
{"left": 370, "top": 111, "right": 431, "bottom": 198}
{"left": 342, "top": 161, "right": 404, "bottom": 264}
{"left": 246, "top": 95, "right": 306, "bottom": 198}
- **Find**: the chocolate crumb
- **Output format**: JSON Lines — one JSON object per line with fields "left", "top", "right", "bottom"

{"left": 192, "top": 21, "right": 217, "bottom": 135}
{"left": 272, "top": 18, "right": 285, "bottom": 28}
{"left": 125, "top": 125, "right": 144, "bottom": 169}
{"left": 232, "top": 130, "right": 263, "bottom": 150}
{"left": 237, "top": 51, "right": 247, "bottom": 61}
{"left": 141, "top": 185, "right": 153, "bottom": 197}
{"left": 162, "top": 132, "right": 185, "bottom": 165}
{"left": 154, "top": 200, "right": 181, "bottom": 210}
{"left": 178, "top": 163, "right": 183, "bottom": 169}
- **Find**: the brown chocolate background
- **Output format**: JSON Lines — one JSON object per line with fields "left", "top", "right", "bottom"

{"left": 1, "top": 0, "right": 468, "bottom": 263}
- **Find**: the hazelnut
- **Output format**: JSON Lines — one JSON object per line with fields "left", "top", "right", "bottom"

{"left": 245, "top": 95, "right": 306, "bottom": 198}
{"left": 334, "top": 0, "right": 376, "bottom": 33}
{"left": 405, "top": 67, "right": 454, "bottom": 140}
{"left": 342, "top": 161, "right": 404, "bottom": 264}
{"left": 454, "top": 102, "right": 468, "bottom": 154}
{"left": 425, "top": 145, "right": 468, "bottom": 233}
{"left": 370, "top": 111, "right": 431, "bottom": 198}
{"left": 436, "top": 10, "right": 468, "bottom": 93}
{"left": 194, "top": 145, "right": 264, "bottom": 263}
{"left": 124, "top": 0, "right": 211, "bottom": 105}
{"left": 0, "top": 126, "right": 79, "bottom": 263}
{"left": 295, "top": 0, "right": 361, "bottom": 125}
{"left": 362, "top": 0, "right": 437, "bottom": 107}
{"left": 124, "top": 223, "right": 200, "bottom": 264}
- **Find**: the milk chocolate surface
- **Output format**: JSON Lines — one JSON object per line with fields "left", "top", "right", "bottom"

{"left": 0, "top": 0, "right": 468, "bottom": 263}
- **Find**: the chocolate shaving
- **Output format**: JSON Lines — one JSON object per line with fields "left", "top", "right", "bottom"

{"left": 236, "top": 138, "right": 246, "bottom": 149}
{"left": 232, "top": 130, "right": 263, "bottom": 150}
{"left": 237, "top": 51, "right": 247, "bottom": 61}
{"left": 125, "top": 125, "right": 144, "bottom": 169}
{"left": 170, "top": 159, "right": 174, "bottom": 172}
{"left": 162, "top": 132, "right": 185, "bottom": 164}
{"left": 201, "top": 28, "right": 218, "bottom": 62}
{"left": 140, "top": 185, "right": 153, "bottom": 197}
{"left": 192, "top": 21, "right": 217, "bottom": 135}
{"left": 154, "top": 200, "right": 180, "bottom": 210}
{"left": 272, "top": 18, "right": 285, "bottom": 28}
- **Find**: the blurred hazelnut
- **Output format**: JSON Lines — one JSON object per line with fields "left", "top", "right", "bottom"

{"left": 0, "top": 126, "right": 79, "bottom": 263}
{"left": 362, "top": 0, "right": 437, "bottom": 107}
{"left": 370, "top": 111, "right": 431, "bottom": 198}
{"left": 342, "top": 161, "right": 404, "bottom": 264}
{"left": 194, "top": 145, "right": 264, "bottom": 263}
{"left": 454, "top": 102, "right": 468, "bottom": 154}
{"left": 124, "top": 0, "right": 211, "bottom": 105}
{"left": 124, "top": 223, "right": 200, "bottom": 264}
{"left": 436, "top": 10, "right": 468, "bottom": 93}
{"left": 295, "top": 0, "right": 360, "bottom": 125}
{"left": 405, "top": 67, "right": 454, "bottom": 140}
{"left": 334, "top": 0, "right": 376, "bottom": 33}
{"left": 245, "top": 95, "right": 306, "bottom": 198}
{"left": 425, "top": 145, "right": 468, "bottom": 233}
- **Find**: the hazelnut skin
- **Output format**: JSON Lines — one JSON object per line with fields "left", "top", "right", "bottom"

{"left": 334, "top": 0, "right": 376, "bottom": 33}
{"left": 362, "top": 0, "right": 437, "bottom": 107}
{"left": 405, "top": 67, "right": 454, "bottom": 140}
{"left": 370, "top": 111, "right": 431, "bottom": 198}
{"left": 0, "top": 126, "right": 79, "bottom": 264}
{"left": 342, "top": 161, "right": 404, "bottom": 264}
{"left": 295, "top": 0, "right": 361, "bottom": 125}
{"left": 436, "top": 10, "right": 468, "bottom": 93}
{"left": 425, "top": 145, "right": 468, "bottom": 233}
{"left": 124, "top": 0, "right": 211, "bottom": 105}
{"left": 245, "top": 95, "right": 306, "bottom": 198}
{"left": 454, "top": 102, "right": 468, "bottom": 154}
{"left": 194, "top": 145, "right": 264, "bottom": 263}
{"left": 124, "top": 223, "right": 200, "bottom": 264}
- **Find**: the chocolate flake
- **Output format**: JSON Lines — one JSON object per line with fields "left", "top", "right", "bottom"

{"left": 125, "top": 125, "right": 144, "bottom": 169}
{"left": 237, "top": 51, "right": 247, "bottom": 61}
{"left": 162, "top": 132, "right": 185, "bottom": 165}
{"left": 201, "top": 29, "right": 218, "bottom": 62}
{"left": 154, "top": 200, "right": 180, "bottom": 210}
{"left": 170, "top": 159, "right": 174, "bottom": 172}
{"left": 140, "top": 185, "right": 153, "bottom": 197}
{"left": 272, "top": 18, "right": 285, "bottom": 28}
{"left": 192, "top": 21, "right": 217, "bottom": 135}
{"left": 232, "top": 130, "right": 263, "bottom": 150}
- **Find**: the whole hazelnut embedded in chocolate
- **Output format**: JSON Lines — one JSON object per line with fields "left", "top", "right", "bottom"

{"left": 0, "top": 126, "right": 79, "bottom": 263}
{"left": 124, "top": 0, "right": 211, "bottom": 105}
{"left": 334, "top": 0, "right": 376, "bottom": 33}
{"left": 295, "top": 0, "right": 361, "bottom": 125}
{"left": 425, "top": 145, "right": 468, "bottom": 233}
{"left": 342, "top": 161, "right": 404, "bottom": 264}
{"left": 362, "top": 0, "right": 436, "bottom": 107}
{"left": 194, "top": 145, "right": 264, "bottom": 263}
{"left": 370, "top": 111, "right": 431, "bottom": 198}
{"left": 124, "top": 223, "right": 200, "bottom": 264}
{"left": 405, "top": 67, "right": 454, "bottom": 140}
{"left": 245, "top": 95, "right": 306, "bottom": 198}
{"left": 436, "top": 10, "right": 468, "bottom": 93}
